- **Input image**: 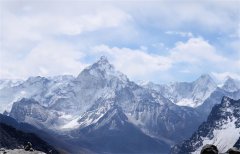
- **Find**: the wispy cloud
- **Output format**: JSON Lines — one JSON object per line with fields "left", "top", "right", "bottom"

{"left": 165, "top": 31, "right": 193, "bottom": 37}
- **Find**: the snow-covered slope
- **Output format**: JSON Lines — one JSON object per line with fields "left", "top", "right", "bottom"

{"left": 144, "top": 74, "right": 217, "bottom": 108}
{"left": 0, "top": 79, "right": 23, "bottom": 90}
{"left": 0, "top": 75, "right": 73, "bottom": 113}
{"left": 172, "top": 96, "right": 240, "bottom": 154}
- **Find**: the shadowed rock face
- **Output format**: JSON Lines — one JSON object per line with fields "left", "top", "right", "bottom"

{"left": 70, "top": 105, "right": 170, "bottom": 154}
{"left": 0, "top": 123, "right": 58, "bottom": 154}
{"left": 227, "top": 147, "right": 240, "bottom": 154}
{"left": 234, "top": 138, "right": 240, "bottom": 148}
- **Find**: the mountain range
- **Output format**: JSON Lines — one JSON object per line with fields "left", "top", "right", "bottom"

{"left": 0, "top": 56, "right": 239, "bottom": 153}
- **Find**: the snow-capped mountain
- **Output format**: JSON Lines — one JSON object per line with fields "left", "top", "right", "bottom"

{"left": 144, "top": 74, "right": 217, "bottom": 108}
{"left": 1, "top": 56, "right": 240, "bottom": 153}
{"left": 172, "top": 96, "right": 240, "bottom": 154}
{"left": 1, "top": 57, "right": 201, "bottom": 146}
{"left": 0, "top": 75, "right": 73, "bottom": 113}
{"left": 222, "top": 77, "right": 240, "bottom": 92}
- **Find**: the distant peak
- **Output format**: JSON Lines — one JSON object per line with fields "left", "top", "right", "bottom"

{"left": 194, "top": 74, "right": 217, "bottom": 87}
{"left": 199, "top": 74, "right": 211, "bottom": 79}
{"left": 225, "top": 76, "right": 235, "bottom": 82}
{"left": 195, "top": 74, "right": 213, "bottom": 82}
{"left": 198, "top": 74, "right": 216, "bottom": 82}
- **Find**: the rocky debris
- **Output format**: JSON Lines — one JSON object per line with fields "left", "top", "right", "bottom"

{"left": 200, "top": 144, "right": 218, "bottom": 154}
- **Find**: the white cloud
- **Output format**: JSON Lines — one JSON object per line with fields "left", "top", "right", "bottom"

{"left": 170, "top": 37, "right": 226, "bottom": 64}
{"left": 0, "top": 2, "right": 132, "bottom": 79}
{"left": 90, "top": 36, "right": 239, "bottom": 82}
{"left": 0, "top": 0, "right": 239, "bottom": 83}
{"left": 0, "top": 40, "right": 87, "bottom": 79}
{"left": 92, "top": 45, "right": 172, "bottom": 80}
{"left": 1, "top": 6, "right": 131, "bottom": 42}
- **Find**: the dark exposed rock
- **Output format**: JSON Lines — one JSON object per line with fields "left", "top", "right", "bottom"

{"left": 200, "top": 144, "right": 218, "bottom": 154}
{"left": 24, "top": 142, "right": 32, "bottom": 151}
{"left": 227, "top": 147, "right": 240, "bottom": 154}
{"left": 0, "top": 123, "right": 58, "bottom": 154}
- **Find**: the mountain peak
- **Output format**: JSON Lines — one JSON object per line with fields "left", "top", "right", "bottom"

{"left": 199, "top": 74, "right": 212, "bottom": 80}
{"left": 77, "top": 56, "right": 129, "bottom": 83}
{"left": 92, "top": 56, "right": 111, "bottom": 69}
{"left": 222, "top": 76, "right": 240, "bottom": 92}
{"left": 91, "top": 56, "right": 113, "bottom": 71}
{"left": 98, "top": 56, "right": 109, "bottom": 64}
{"left": 195, "top": 74, "right": 216, "bottom": 85}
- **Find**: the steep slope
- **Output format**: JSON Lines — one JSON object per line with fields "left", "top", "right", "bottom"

{"left": 51, "top": 56, "right": 129, "bottom": 115}
{"left": 196, "top": 88, "right": 240, "bottom": 120}
{"left": 172, "top": 96, "right": 240, "bottom": 154}
{"left": 0, "top": 114, "right": 88, "bottom": 153}
{"left": 234, "top": 138, "right": 240, "bottom": 148}
{"left": 0, "top": 123, "right": 58, "bottom": 153}
{"left": 69, "top": 104, "right": 169, "bottom": 154}
{"left": 144, "top": 74, "right": 217, "bottom": 108}
{"left": 9, "top": 98, "right": 60, "bottom": 130}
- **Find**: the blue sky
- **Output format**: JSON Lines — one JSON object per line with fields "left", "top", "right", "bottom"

{"left": 0, "top": 0, "right": 239, "bottom": 83}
